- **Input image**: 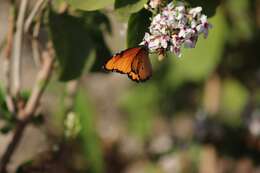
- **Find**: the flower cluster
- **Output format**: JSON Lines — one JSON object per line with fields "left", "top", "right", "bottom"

{"left": 140, "top": 1, "right": 212, "bottom": 58}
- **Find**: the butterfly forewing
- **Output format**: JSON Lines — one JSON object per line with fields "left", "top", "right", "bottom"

{"left": 104, "top": 46, "right": 152, "bottom": 82}
{"left": 104, "top": 47, "right": 141, "bottom": 73}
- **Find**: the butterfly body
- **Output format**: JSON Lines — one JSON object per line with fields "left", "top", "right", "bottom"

{"left": 104, "top": 46, "right": 152, "bottom": 82}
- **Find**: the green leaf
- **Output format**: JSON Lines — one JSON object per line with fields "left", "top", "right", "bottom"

{"left": 79, "top": 11, "right": 112, "bottom": 72}
{"left": 80, "top": 11, "right": 112, "bottom": 34}
{"left": 65, "top": 0, "right": 114, "bottom": 11}
{"left": 91, "top": 33, "right": 111, "bottom": 72}
{"left": 127, "top": 9, "right": 151, "bottom": 47}
{"left": 49, "top": 10, "right": 111, "bottom": 80}
{"left": 49, "top": 10, "right": 93, "bottom": 81}
{"left": 20, "top": 90, "right": 30, "bottom": 101}
{"left": 115, "top": 0, "right": 148, "bottom": 20}
{"left": 75, "top": 88, "right": 104, "bottom": 173}
{"left": 0, "top": 87, "right": 13, "bottom": 121}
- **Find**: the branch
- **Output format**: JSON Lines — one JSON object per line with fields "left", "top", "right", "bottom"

{"left": 4, "top": 4, "right": 15, "bottom": 113}
{"left": 24, "top": 0, "right": 46, "bottom": 33}
{"left": 21, "top": 50, "right": 54, "bottom": 120}
{"left": 12, "top": 0, "right": 29, "bottom": 97}
{"left": 0, "top": 49, "right": 55, "bottom": 173}
{"left": 0, "top": 122, "right": 26, "bottom": 173}
{"left": 27, "top": 0, "right": 50, "bottom": 67}
{"left": 31, "top": 20, "right": 41, "bottom": 67}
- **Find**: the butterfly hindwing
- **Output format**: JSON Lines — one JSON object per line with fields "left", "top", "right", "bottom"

{"left": 131, "top": 48, "right": 152, "bottom": 81}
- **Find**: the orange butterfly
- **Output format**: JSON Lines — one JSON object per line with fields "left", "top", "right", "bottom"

{"left": 104, "top": 46, "right": 152, "bottom": 82}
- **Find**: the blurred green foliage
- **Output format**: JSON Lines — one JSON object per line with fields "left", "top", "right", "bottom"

{"left": 65, "top": 0, "right": 115, "bottom": 11}
{"left": 120, "top": 84, "right": 159, "bottom": 139}
{"left": 219, "top": 79, "right": 249, "bottom": 127}
{"left": 75, "top": 89, "right": 104, "bottom": 173}
{"left": 115, "top": 0, "right": 148, "bottom": 20}
{"left": 226, "top": 0, "right": 253, "bottom": 41}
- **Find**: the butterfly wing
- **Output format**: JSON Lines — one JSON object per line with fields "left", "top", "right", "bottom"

{"left": 104, "top": 47, "right": 152, "bottom": 82}
{"left": 133, "top": 48, "right": 152, "bottom": 81}
{"left": 104, "top": 47, "right": 142, "bottom": 74}
{"left": 131, "top": 48, "right": 152, "bottom": 82}
{"left": 128, "top": 72, "right": 140, "bottom": 81}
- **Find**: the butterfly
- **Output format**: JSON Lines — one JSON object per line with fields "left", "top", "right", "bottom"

{"left": 104, "top": 46, "right": 152, "bottom": 82}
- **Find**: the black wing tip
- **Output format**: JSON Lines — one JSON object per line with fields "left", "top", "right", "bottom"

{"left": 127, "top": 73, "right": 152, "bottom": 83}
{"left": 104, "top": 67, "right": 152, "bottom": 83}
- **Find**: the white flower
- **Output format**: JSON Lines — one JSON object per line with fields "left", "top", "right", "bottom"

{"left": 153, "top": 13, "right": 162, "bottom": 23}
{"left": 160, "top": 35, "right": 170, "bottom": 48}
{"left": 170, "top": 34, "right": 181, "bottom": 46}
{"left": 150, "top": 14, "right": 169, "bottom": 35}
{"left": 148, "top": 37, "right": 161, "bottom": 50}
{"left": 191, "top": 20, "right": 197, "bottom": 28}
{"left": 143, "top": 35, "right": 170, "bottom": 51}
{"left": 189, "top": 6, "right": 202, "bottom": 17}
{"left": 178, "top": 28, "right": 195, "bottom": 39}
{"left": 170, "top": 45, "right": 182, "bottom": 57}
{"left": 196, "top": 15, "right": 212, "bottom": 38}
{"left": 140, "top": 32, "right": 151, "bottom": 45}
{"left": 183, "top": 36, "right": 197, "bottom": 48}
{"left": 176, "top": 12, "right": 184, "bottom": 20}
{"left": 201, "top": 14, "right": 211, "bottom": 24}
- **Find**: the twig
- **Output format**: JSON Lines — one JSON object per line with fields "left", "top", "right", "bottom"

{"left": 0, "top": 48, "right": 55, "bottom": 173}
{"left": 24, "top": 0, "right": 45, "bottom": 33}
{"left": 20, "top": 49, "right": 55, "bottom": 120}
{"left": 12, "top": 0, "right": 29, "bottom": 97}
{"left": 31, "top": 20, "right": 41, "bottom": 67}
{"left": 28, "top": 0, "right": 50, "bottom": 67}
{"left": 4, "top": 4, "right": 15, "bottom": 113}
